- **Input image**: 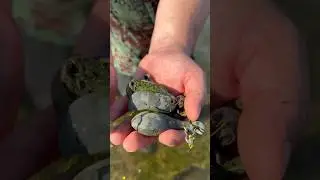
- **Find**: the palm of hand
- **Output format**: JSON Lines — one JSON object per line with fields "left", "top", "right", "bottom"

{"left": 110, "top": 50, "right": 206, "bottom": 152}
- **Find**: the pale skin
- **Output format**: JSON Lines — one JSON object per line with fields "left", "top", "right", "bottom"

{"left": 0, "top": 0, "right": 108, "bottom": 179}
{"left": 110, "top": 0, "right": 309, "bottom": 180}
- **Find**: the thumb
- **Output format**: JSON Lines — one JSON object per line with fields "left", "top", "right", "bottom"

{"left": 183, "top": 72, "right": 206, "bottom": 121}
{"left": 184, "top": 92, "right": 204, "bottom": 121}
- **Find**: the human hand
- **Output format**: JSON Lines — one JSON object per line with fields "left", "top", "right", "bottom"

{"left": 110, "top": 48, "right": 206, "bottom": 152}
{"left": 212, "top": 0, "right": 309, "bottom": 179}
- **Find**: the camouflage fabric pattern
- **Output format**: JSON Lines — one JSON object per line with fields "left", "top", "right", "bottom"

{"left": 110, "top": 0, "right": 159, "bottom": 76}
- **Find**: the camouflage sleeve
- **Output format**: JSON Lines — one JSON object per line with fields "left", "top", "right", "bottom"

{"left": 110, "top": 0, "right": 159, "bottom": 77}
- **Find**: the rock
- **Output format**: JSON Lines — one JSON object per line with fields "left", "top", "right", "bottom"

{"left": 130, "top": 91, "right": 177, "bottom": 113}
{"left": 131, "top": 111, "right": 185, "bottom": 136}
{"left": 69, "top": 93, "right": 109, "bottom": 154}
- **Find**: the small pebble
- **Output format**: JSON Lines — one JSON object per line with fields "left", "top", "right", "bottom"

{"left": 138, "top": 169, "right": 142, "bottom": 173}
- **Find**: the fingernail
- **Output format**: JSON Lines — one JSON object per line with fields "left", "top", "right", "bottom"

{"left": 168, "top": 131, "right": 186, "bottom": 147}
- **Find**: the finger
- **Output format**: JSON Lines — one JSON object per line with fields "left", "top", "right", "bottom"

{"left": 158, "top": 129, "right": 185, "bottom": 147}
{"left": 122, "top": 131, "right": 157, "bottom": 152}
{"left": 110, "top": 118, "right": 134, "bottom": 145}
{"left": 110, "top": 96, "right": 128, "bottom": 121}
{"left": 184, "top": 70, "right": 206, "bottom": 121}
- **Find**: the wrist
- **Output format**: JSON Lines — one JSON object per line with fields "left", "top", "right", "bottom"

{"left": 149, "top": 37, "right": 192, "bottom": 56}
{"left": 149, "top": 0, "right": 209, "bottom": 56}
